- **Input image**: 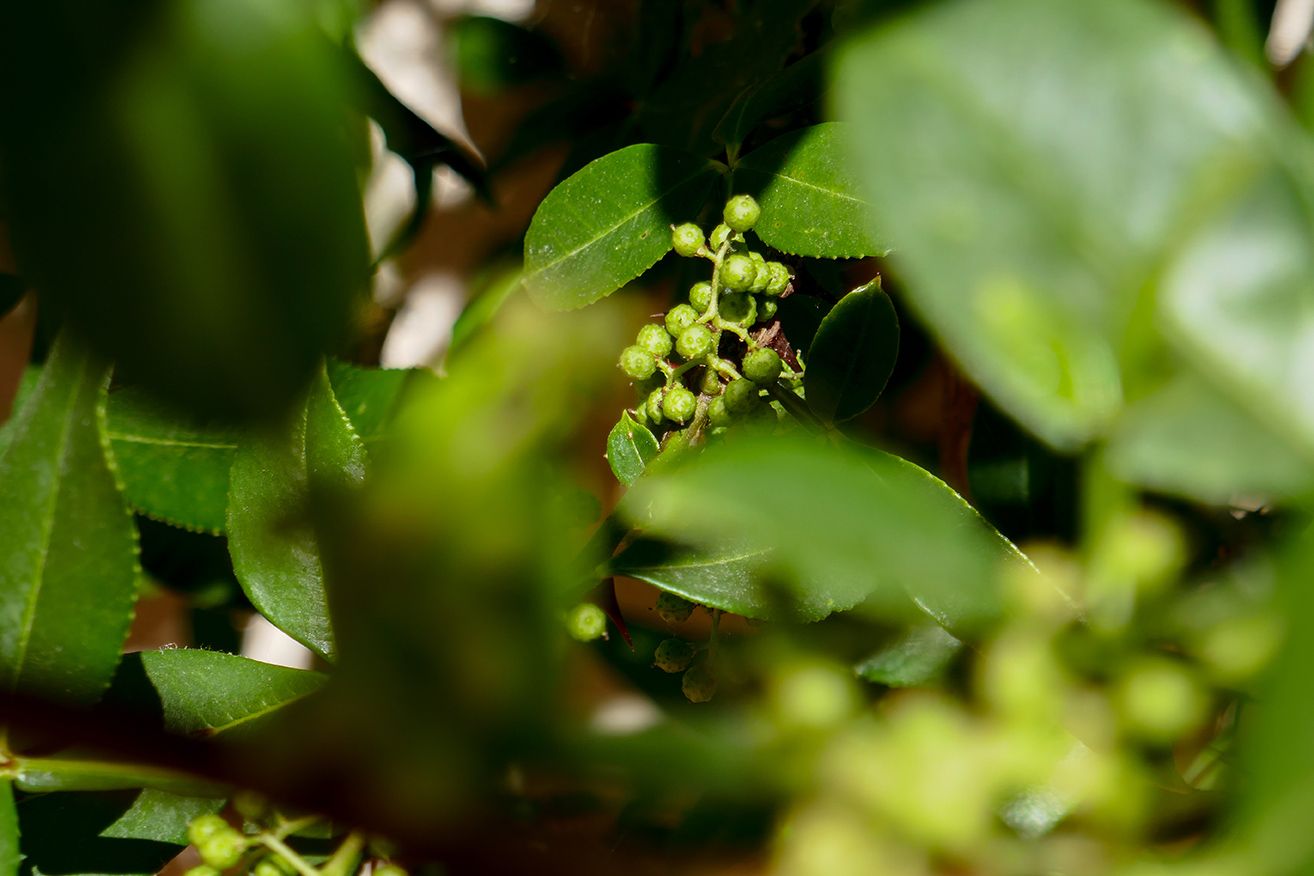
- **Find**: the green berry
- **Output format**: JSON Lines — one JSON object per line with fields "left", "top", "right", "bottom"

{"left": 637, "top": 323, "right": 673, "bottom": 358}
{"left": 186, "top": 867, "right": 222, "bottom": 876}
{"left": 724, "top": 194, "right": 761, "bottom": 232}
{"left": 198, "top": 830, "right": 247, "bottom": 869}
{"left": 188, "top": 814, "right": 231, "bottom": 848}
{"left": 743, "top": 348, "right": 782, "bottom": 385}
{"left": 374, "top": 866, "right": 409, "bottom": 876}
{"left": 709, "top": 223, "right": 732, "bottom": 250}
{"left": 646, "top": 387, "right": 666, "bottom": 424}
{"left": 719, "top": 292, "right": 757, "bottom": 326}
{"left": 661, "top": 385, "right": 697, "bottom": 424}
{"left": 231, "top": 790, "right": 268, "bottom": 822}
{"left": 682, "top": 662, "right": 718, "bottom": 703}
{"left": 749, "top": 252, "right": 770, "bottom": 293}
{"left": 721, "top": 254, "right": 757, "bottom": 292}
{"left": 764, "top": 261, "right": 790, "bottom": 297}
{"left": 619, "top": 345, "right": 655, "bottom": 380}
{"left": 759, "top": 299, "right": 778, "bottom": 322}
{"left": 654, "top": 638, "right": 697, "bottom": 673}
{"left": 656, "top": 592, "right": 696, "bottom": 623}
{"left": 566, "top": 603, "right": 607, "bottom": 642}
{"left": 672, "top": 223, "right": 705, "bottom": 257}
{"left": 708, "top": 396, "right": 732, "bottom": 428}
{"left": 724, "top": 378, "right": 763, "bottom": 415}
{"left": 676, "top": 324, "right": 714, "bottom": 360}
{"left": 665, "top": 303, "right": 698, "bottom": 337}
{"left": 689, "top": 281, "right": 713, "bottom": 312}
{"left": 700, "top": 367, "right": 723, "bottom": 394}
{"left": 254, "top": 858, "right": 295, "bottom": 876}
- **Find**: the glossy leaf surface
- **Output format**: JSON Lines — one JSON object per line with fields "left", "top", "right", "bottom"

{"left": 606, "top": 411, "right": 660, "bottom": 486}
{"left": 0, "top": 335, "right": 139, "bottom": 705}
{"left": 524, "top": 144, "right": 719, "bottom": 310}
{"left": 804, "top": 280, "right": 899, "bottom": 423}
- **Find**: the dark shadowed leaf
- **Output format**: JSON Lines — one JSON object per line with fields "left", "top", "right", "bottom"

{"left": 805, "top": 280, "right": 899, "bottom": 423}
{"left": 856, "top": 623, "right": 963, "bottom": 687}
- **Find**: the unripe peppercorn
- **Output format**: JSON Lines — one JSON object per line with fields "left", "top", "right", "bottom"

{"left": 619, "top": 345, "right": 655, "bottom": 380}
{"left": 665, "top": 303, "right": 698, "bottom": 337}
{"left": 198, "top": 830, "right": 247, "bottom": 869}
{"left": 719, "top": 293, "right": 757, "bottom": 326}
{"left": 724, "top": 378, "right": 762, "bottom": 415}
{"left": 764, "top": 261, "right": 790, "bottom": 297}
{"left": 186, "top": 868, "right": 222, "bottom": 876}
{"left": 721, "top": 254, "right": 757, "bottom": 292}
{"left": 709, "top": 223, "right": 732, "bottom": 250}
{"left": 682, "top": 663, "right": 718, "bottom": 703}
{"left": 188, "top": 814, "right": 231, "bottom": 848}
{"left": 743, "top": 348, "right": 782, "bottom": 385}
{"left": 749, "top": 252, "right": 770, "bottom": 293}
{"left": 566, "top": 603, "right": 607, "bottom": 642}
{"left": 759, "top": 299, "right": 778, "bottom": 322}
{"left": 656, "top": 592, "right": 696, "bottom": 623}
{"left": 676, "top": 324, "right": 714, "bottom": 360}
{"left": 637, "top": 323, "right": 673, "bottom": 358}
{"left": 254, "top": 858, "right": 294, "bottom": 876}
{"left": 671, "top": 223, "right": 704, "bottom": 257}
{"left": 654, "top": 638, "right": 697, "bottom": 673}
{"left": 724, "top": 194, "right": 761, "bottom": 232}
{"left": 662, "top": 386, "right": 697, "bottom": 424}
{"left": 700, "top": 367, "right": 723, "bottom": 394}
{"left": 689, "top": 281, "right": 713, "bottom": 312}
{"left": 708, "top": 396, "right": 732, "bottom": 428}
{"left": 646, "top": 387, "right": 666, "bottom": 424}
{"left": 232, "top": 790, "right": 269, "bottom": 822}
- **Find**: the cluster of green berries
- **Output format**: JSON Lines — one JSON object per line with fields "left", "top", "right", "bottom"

{"left": 654, "top": 637, "right": 717, "bottom": 702}
{"left": 618, "top": 195, "right": 799, "bottom": 435}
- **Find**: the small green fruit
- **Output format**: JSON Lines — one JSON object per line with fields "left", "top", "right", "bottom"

{"left": 254, "top": 857, "right": 295, "bottom": 876}
{"left": 198, "top": 830, "right": 247, "bottom": 870}
{"left": 637, "top": 323, "right": 673, "bottom": 358}
{"left": 665, "top": 303, "right": 699, "bottom": 337}
{"left": 231, "top": 790, "right": 268, "bottom": 822}
{"left": 759, "top": 299, "right": 778, "bottom": 322}
{"left": 185, "top": 867, "right": 222, "bottom": 876}
{"left": 719, "top": 293, "right": 757, "bottom": 325}
{"left": 672, "top": 222, "right": 705, "bottom": 257}
{"left": 676, "top": 324, "right": 715, "bottom": 360}
{"left": 749, "top": 252, "right": 770, "bottom": 293}
{"left": 682, "top": 662, "right": 718, "bottom": 703}
{"left": 709, "top": 223, "right": 732, "bottom": 250}
{"left": 764, "top": 262, "right": 790, "bottom": 297}
{"left": 743, "top": 348, "right": 782, "bottom": 385}
{"left": 656, "top": 592, "right": 696, "bottom": 623}
{"left": 188, "top": 814, "right": 231, "bottom": 848}
{"left": 619, "top": 345, "right": 656, "bottom": 380}
{"left": 724, "top": 194, "right": 761, "bottom": 232}
{"left": 662, "top": 385, "right": 697, "bottom": 424}
{"left": 708, "top": 396, "right": 732, "bottom": 428}
{"left": 700, "top": 367, "right": 723, "bottom": 394}
{"left": 566, "top": 603, "right": 607, "bottom": 642}
{"left": 646, "top": 387, "right": 666, "bottom": 424}
{"left": 654, "top": 638, "right": 697, "bottom": 673}
{"left": 721, "top": 254, "right": 757, "bottom": 292}
{"left": 724, "top": 378, "right": 762, "bottom": 415}
{"left": 689, "top": 280, "right": 713, "bottom": 312}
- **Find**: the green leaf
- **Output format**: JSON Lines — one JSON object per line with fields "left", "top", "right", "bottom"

{"left": 103, "top": 648, "right": 326, "bottom": 739}
{"left": 605, "top": 411, "right": 659, "bottom": 486}
{"left": 325, "top": 359, "right": 416, "bottom": 452}
{"left": 856, "top": 623, "right": 963, "bottom": 687}
{"left": 1106, "top": 372, "right": 1314, "bottom": 504}
{"left": 0, "top": 780, "right": 16, "bottom": 876}
{"left": 448, "top": 264, "right": 523, "bottom": 360}
{"left": 228, "top": 366, "right": 366, "bottom": 660}
{"left": 449, "top": 16, "right": 564, "bottom": 94}
{"left": 523, "top": 144, "right": 720, "bottom": 310}
{"left": 804, "top": 280, "right": 899, "bottom": 423}
{"left": 735, "top": 123, "right": 888, "bottom": 258}
{"left": 835, "top": 0, "right": 1283, "bottom": 448}
{"left": 17, "top": 788, "right": 222, "bottom": 876}
{"left": 623, "top": 431, "right": 1029, "bottom": 634}
{"left": 105, "top": 388, "right": 240, "bottom": 534}
{"left": 0, "top": 334, "right": 140, "bottom": 706}
{"left": 0, "top": 366, "right": 41, "bottom": 456}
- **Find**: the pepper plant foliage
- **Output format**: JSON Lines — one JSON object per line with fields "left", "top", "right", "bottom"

{"left": 3, "top": 0, "right": 1314, "bottom": 874}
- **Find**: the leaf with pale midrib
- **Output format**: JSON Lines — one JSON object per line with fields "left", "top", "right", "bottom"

{"left": 0, "top": 334, "right": 140, "bottom": 706}
{"left": 805, "top": 280, "right": 899, "bottom": 423}
{"left": 606, "top": 411, "right": 659, "bottom": 486}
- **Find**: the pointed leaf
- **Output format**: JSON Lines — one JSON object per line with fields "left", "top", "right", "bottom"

{"left": 735, "top": 123, "right": 888, "bottom": 258}
{"left": 856, "top": 623, "right": 963, "bottom": 687}
{"left": 523, "top": 144, "right": 720, "bottom": 310}
{"left": 325, "top": 359, "right": 416, "bottom": 452}
{"left": 0, "top": 334, "right": 140, "bottom": 706}
{"left": 105, "top": 388, "right": 240, "bottom": 534}
{"left": 805, "top": 280, "right": 899, "bottom": 423}
{"left": 606, "top": 411, "right": 659, "bottom": 486}
{"left": 102, "top": 648, "right": 326, "bottom": 740}
{"left": 228, "top": 366, "right": 366, "bottom": 659}
{"left": 0, "top": 780, "right": 16, "bottom": 876}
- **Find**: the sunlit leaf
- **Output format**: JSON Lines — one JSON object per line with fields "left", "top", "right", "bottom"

{"left": 0, "top": 780, "right": 15, "bottom": 876}
{"left": 0, "top": 334, "right": 139, "bottom": 706}
{"left": 523, "top": 144, "right": 720, "bottom": 310}
{"left": 805, "top": 280, "right": 898, "bottom": 423}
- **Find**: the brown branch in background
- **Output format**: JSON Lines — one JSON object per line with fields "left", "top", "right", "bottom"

{"left": 937, "top": 354, "right": 979, "bottom": 501}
